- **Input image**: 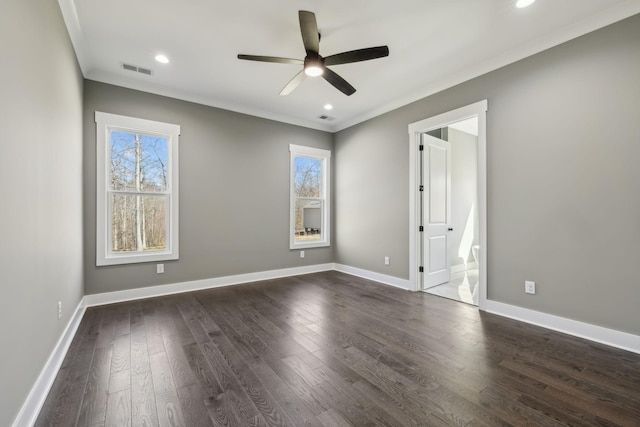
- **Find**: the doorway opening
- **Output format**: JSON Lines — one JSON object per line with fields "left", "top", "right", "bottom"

{"left": 408, "top": 100, "right": 487, "bottom": 309}
{"left": 423, "top": 119, "right": 479, "bottom": 305}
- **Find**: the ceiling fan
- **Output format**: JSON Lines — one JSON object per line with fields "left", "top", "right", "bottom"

{"left": 237, "top": 10, "right": 389, "bottom": 96}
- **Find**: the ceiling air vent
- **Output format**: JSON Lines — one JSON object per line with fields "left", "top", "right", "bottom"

{"left": 318, "top": 114, "right": 335, "bottom": 121}
{"left": 122, "top": 63, "right": 153, "bottom": 76}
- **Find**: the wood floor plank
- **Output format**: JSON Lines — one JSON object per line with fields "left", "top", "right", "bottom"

{"left": 176, "top": 298, "right": 217, "bottom": 344}
{"left": 177, "top": 383, "right": 214, "bottom": 427}
{"left": 143, "top": 303, "right": 166, "bottom": 356}
{"left": 113, "top": 305, "right": 132, "bottom": 337}
{"left": 108, "top": 368, "right": 130, "bottom": 395}
{"left": 131, "top": 371, "right": 159, "bottom": 427}
{"left": 130, "top": 327, "right": 151, "bottom": 375}
{"left": 198, "top": 341, "right": 271, "bottom": 427}
{"left": 479, "top": 385, "right": 568, "bottom": 426}
{"left": 77, "top": 345, "right": 113, "bottom": 426}
{"left": 160, "top": 298, "right": 199, "bottom": 346}
{"left": 308, "top": 379, "right": 377, "bottom": 426}
{"left": 105, "top": 388, "right": 131, "bottom": 427}
{"left": 351, "top": 379, "right": 430, "bottom": 427}
{"left": 35, "top": 271, "right": 640, "bottom": 426}
{"left": 183, "top": 294, "right": 224, "bottom": 337}
{"left": 182, "top": 342, "right": 225, "bottom": 398}
{"left": 96, "top": 307, "right": 118, "bottom": 349}
{"left": 247, "top": 358, "right": 323, "bottom": 427}
{"left": 316, "top": 408, "right": 352, "bottom": 427}
{"left": 149, "top": 351, "right": 187, "bottom": 427}
{"left": 161, "top": 329, "right": 198, "bottom": 391}
{"left": 111, "top": 333, "right": 131, "bottom": 373}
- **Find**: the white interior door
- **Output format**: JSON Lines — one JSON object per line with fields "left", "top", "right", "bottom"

{"left": 422, "top": 133, "right": 451, "bottom": 289}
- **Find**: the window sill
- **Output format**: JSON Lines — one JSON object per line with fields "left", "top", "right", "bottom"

{"left": 289, "top": 241, "right": 330, "bottom": 250}
{"left": 97, "top": 251, "right": 178, "bottom": 267}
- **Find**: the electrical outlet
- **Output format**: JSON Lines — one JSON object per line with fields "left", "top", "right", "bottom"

{"left": 157, "top": 263, "right": 164, "bottom": 274}
{"left": 300, "top": 251, "right": 305, "bottom": 259}
{"left": 525, "top": 280, "right": 536, "bottom": 294}
{"left": 384, "top": 256, "right": 390, "bottom": 265}
{"left": 57, "top": 301, "right": 62, "bottom": 319}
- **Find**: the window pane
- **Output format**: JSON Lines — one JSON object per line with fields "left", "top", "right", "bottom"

{"left": 294, "top": 156, "right": 321, "bottom": 197}
{"left": 110, "top": 193, "right": 168, "bottom": 252}
{"left": 294, "top": 198, "right": 322, "bottom": 242}
{"left": 110, "top": 130, "right": 169, "bottom": 192}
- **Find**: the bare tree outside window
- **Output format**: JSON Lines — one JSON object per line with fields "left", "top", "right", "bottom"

{"left": 109, "top": 131, "right": 169, "bottom": 252}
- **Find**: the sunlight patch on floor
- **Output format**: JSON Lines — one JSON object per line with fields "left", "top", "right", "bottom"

{"left": 424, "top": 268, "right": 478, "bottom": 306}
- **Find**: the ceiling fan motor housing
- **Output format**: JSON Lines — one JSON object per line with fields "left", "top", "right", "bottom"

{"left": 304, "top": 51, "right": 324, "bottom": 76}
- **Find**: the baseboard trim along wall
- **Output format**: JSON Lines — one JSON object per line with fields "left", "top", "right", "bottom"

{"left": 83, "top": 263, "right": 335, "bottom": 307}
{"left": 484, "top": 300, "right": 640, "bottom": 355}
{"left": 333, "top": 263, "right": 412, "bottom": 290}
{"left": 12, "top": 301, "right": 86, "bottom": 427}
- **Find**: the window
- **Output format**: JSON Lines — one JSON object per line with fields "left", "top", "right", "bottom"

{"left": 289, "top": 144, "right": 331, "bottom": 249}
{"left": 95, "top": 112, "right": 180, "bottom": 266}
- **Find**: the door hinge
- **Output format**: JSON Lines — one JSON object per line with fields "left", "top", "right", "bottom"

{"left": 419, "top": 266, "right": 424, "bottom": 273}
{"left": 419, "top": 185, "right": 424, "bottom": 192}
{"left": 419, "top": 145, "right": 424, "bottom": 151}
{"left": 419, "top": 226, "right": 424, "bottom": 232}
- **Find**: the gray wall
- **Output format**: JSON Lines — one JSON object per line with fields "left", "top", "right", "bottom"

{"left": 335, "top": 111, "right": 410, "bottom": 276}
{"left": 335, "top": 14, "right": 640, "bottom": 335}
{"left": 448, "top": 128, "right": 479, "bottom": 268}
{"left": 0, "top": 1, "right": 84, "bottom": 426}
{"left": 83, "top": 81, "right": 334, "bottom": 295}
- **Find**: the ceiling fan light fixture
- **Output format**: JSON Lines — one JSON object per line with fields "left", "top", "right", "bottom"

{"left": 304, "top": 65, "right": 324, "bottom": 77}
{"left": 304, "top": 52, "right": 324, "bottom": 77}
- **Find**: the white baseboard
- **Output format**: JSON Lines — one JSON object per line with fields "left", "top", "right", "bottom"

{"left": 484, "top": 300, "right": 640, "bottom": 354}
{"left": 83, "top": 263, "right": 335, "bottom": 307}
{"left": 12, "top": 300, "right": 86, "bottom": 427}
{"left": 333, "top": 263, "right": 411, "bottom": 290}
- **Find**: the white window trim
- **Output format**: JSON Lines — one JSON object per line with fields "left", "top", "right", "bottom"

{"left": 289, "top": 144, "right": 331, "bottom": 250}
{"left": 95, "top": 111, "right": 180, "bottom": 266}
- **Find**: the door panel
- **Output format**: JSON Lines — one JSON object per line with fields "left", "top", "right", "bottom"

{"left": 428, "top": 235, "right": 447, "bottom": 272}
{"left": 422, "top": 134, "right": 451, "bottom": 289}
{"left": 429, "top": 145, "right": 447, "bottom": 223}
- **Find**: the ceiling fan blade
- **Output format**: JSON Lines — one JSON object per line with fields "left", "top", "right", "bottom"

{"left": 237, "top": 54, "right": 303, "bottom": 65}
{"left": 324, "top": 46, "right": 390, "bottom": 66}
{"left": 299, "top": 11, "right": 320, "bottom": 53}
{"left": 280, "top": 70, "right": 306, "bottom": 96}
{"left": 323, "top": 67, "right": 356, "bottom": 96}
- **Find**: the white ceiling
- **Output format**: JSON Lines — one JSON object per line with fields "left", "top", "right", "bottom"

{"left": 59, "top": 0, "right": 640, "bottom": 132}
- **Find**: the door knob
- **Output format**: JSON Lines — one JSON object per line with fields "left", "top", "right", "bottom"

{"left": 448, "top": 227, "right": 453, "bottom": 231}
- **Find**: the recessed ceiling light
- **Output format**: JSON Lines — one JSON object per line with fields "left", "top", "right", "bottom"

{"left": 155, "top": 54, "right": 170, "bottom": 64}
{"left": 324, "top": 104, "right": 333, "bottom": 110}
{"left": 516, "top": 0, "right": 535, "bottom": 8}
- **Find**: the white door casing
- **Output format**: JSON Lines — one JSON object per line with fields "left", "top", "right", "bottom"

{"left": 408, "top": 99, "right": 487, "bottom": 310}
{"left": 422, "top": 134, "right": 451, "bottom": 289}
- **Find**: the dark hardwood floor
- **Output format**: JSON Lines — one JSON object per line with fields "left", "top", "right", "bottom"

{"left": 36, "top": 271, "right": 640, "bottom": 426}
